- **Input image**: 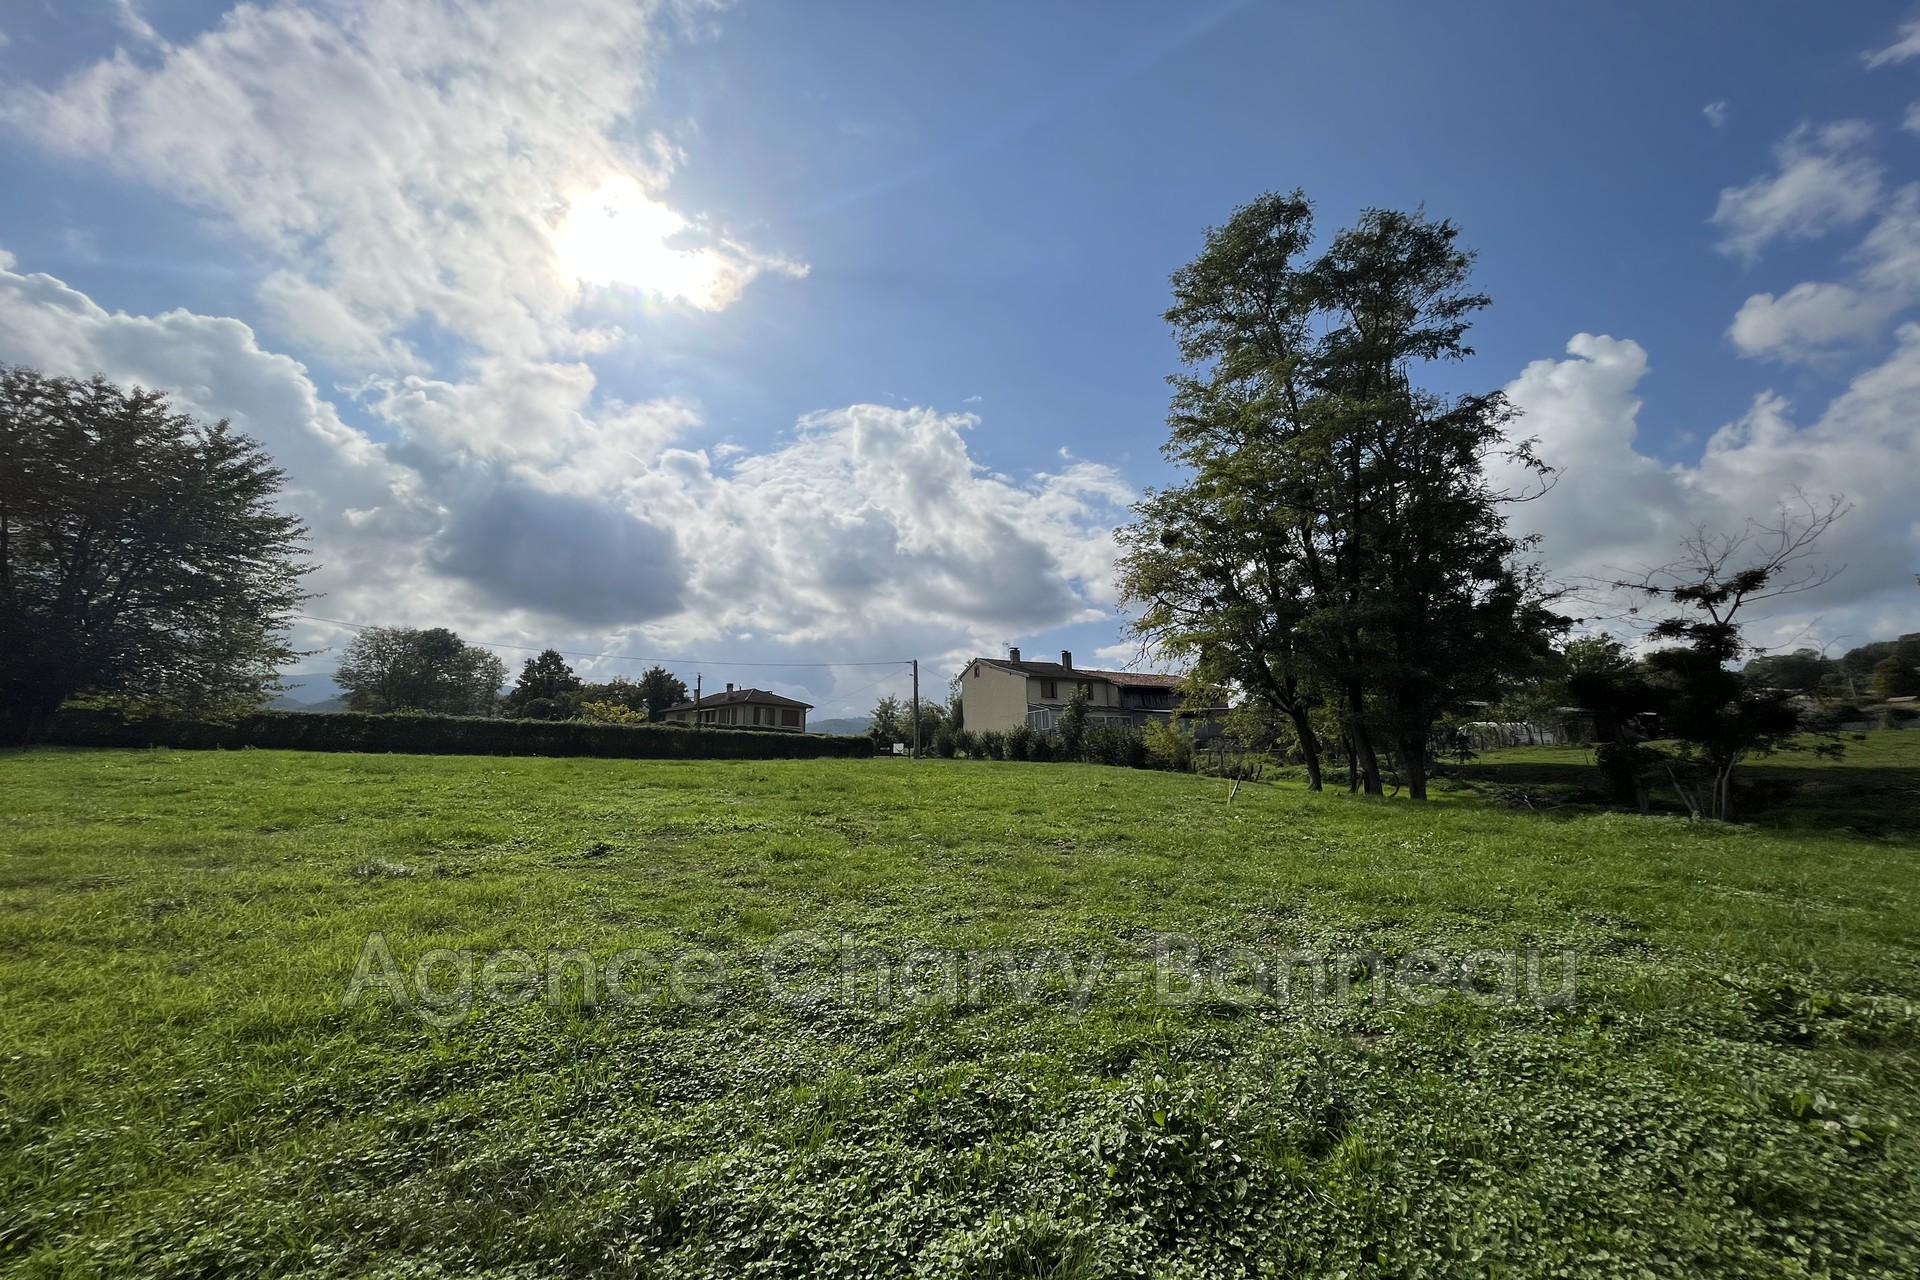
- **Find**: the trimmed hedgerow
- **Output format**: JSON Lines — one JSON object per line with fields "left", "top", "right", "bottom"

{"left": 41, "top": 708, "right": 874, "bottom": 760}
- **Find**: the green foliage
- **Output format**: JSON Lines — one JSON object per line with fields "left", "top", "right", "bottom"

{"left": 1056, "top": 685, "right": 1090, "bottom": 761}
{"left": 502, "top": 649, "right": 583, "bottom": 719}
{"left": 1084, "top": 724, "right": 1148, "bottom": 769}
{"left": 573, "top": 699, "right": 649, "bottom": 725}
{"left": 334, "top": 626, "right": 506, "bottom": 716}
{"left": 43, "top": 706, "right": 874, "bottom": 760}
{"left": 635, "top": 665, "right": 692, "bottom": 718}
{"left": 868, "top": 695, "right": 907, "bottom": 749}
{"left": 1611, "top": 500, "right": 1848, "bottom": 821}
{"left": 1141, "top": 718, "right": 1195, "bottom": 772}
{"left": 1115, "top": 193, "right": 1559, "bottom": 801}
{"left": 1741, "top": 647, "right": 1839, "bottom": 695}
{"left": 4, "top": 746, "right": 1919, "bottom": 1275}
{"left": 1871, "top": 656, "right": 1920, "bottom": 701}
{"left": 1006, "top": 723, "right": 1035, "bottom": 761}
{"left": 0, "top": 365, "right": 313, "bottom": 743}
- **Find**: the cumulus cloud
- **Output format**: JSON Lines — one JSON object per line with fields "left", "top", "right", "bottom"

{"left": 1728, "top": 281, "right": 1901, "bottom": 360}
{"left": 0, "top": 253, "right": 439, "bottom": 623}
{"left": 2, "top": 0, "right": 798, "bottom": 367}
{"left": 0, "top": 257, "right": 1128, "bottom": 710}
{"left": 1710, "top": 122, "right": 1881, "bottom": 260}
{"left": 1717, "top": 103, "right": 1920, "bottom": 361}
{"left": 433, "top": 483, "right": 686, "bottom": 626}
{"left": 1703, "top": 100, "right": 1727, "bottom": 129}
{"left": 1501, "top": 333, "right": 1920, "bottom": 650}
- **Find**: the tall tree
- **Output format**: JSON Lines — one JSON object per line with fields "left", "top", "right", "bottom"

{"left": 334, "top": 626, "right": 505, "bottom": 716}
{"left": 1116, "top": 194, "right": 1555, "bottom": 798}
{"left": 634, "top": 665, "right": 691, "bottom": 718}
{"left": 0, "top": 366, "right": 312, "bottom": 743}
{"left": 503, "top": 649, "right": 582, "bottom": 719}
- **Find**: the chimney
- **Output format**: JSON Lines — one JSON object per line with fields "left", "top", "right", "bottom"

{"left": 1008, "top": 646, "right": 1021, "bottom": 663}
{"left": 1061, "top": 650, "right": 1073, "bottom": 670}
{"left": 725, "top": 682, "right": 734, "bottom": 693}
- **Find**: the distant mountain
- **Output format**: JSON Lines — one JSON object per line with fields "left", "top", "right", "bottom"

{"left": 811, "top": 717, "right": 871, "bottom": 737}
{"left": 268, "top": 694, "right": 350, "bottom": 713}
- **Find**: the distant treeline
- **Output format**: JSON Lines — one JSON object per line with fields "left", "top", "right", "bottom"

{"left": 43, "top": 709, "right": 874, "bottom": 761}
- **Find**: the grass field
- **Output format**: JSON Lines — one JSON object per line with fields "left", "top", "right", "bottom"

{"left": 2, "top": 739, "right": 1918, "bottom": 1277}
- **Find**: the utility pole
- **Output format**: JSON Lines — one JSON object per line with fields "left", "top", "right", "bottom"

{"left": 694, "top": 673, "right": 701, "bottom": 733}
{"left": 911, "top": 659, "right": 920, "bottom": 760}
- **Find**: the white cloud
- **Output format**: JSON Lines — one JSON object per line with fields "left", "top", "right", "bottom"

{"left": 1727, "top": 281, "right": 1901, "bottom": 360}
{"left": 2, "top": 0, "right": 798, "bottom": 367}
{"left": 0, "top": 257, "right": 1127, "bottom": 708}
{"left": 1502, "top": 332, "right": 1920, "bottom": 650}
{"left": 0, "top": 253, "right": 443, "bottom": 628}
{"left": 1703, "top": 100, "right": 1728, "bottom": 129}
{"left": 1865, "top": 19, "right": 1920, "bottom": 69}
{"left": 1726, "top": 178, "right": 1920, "bottom": 360}
{"left": 1904, "top": 102, "right": 1920, "bottom": 133}
{"left": 1710, "top": 121, "right": 1881, "bottom": 259}
{"left": 111, "top": 0, "right": 160, "bottom": 45}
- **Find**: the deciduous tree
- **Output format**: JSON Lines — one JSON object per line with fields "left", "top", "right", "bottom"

{"left": 334, "top": 626, "right": 505, "bottom": 716}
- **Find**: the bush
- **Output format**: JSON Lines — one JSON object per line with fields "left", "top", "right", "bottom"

{"left": 1085, "top": 724, "right": 1148, "bottom": 768}
{"left": 976, "top": 730, "right": 1007, "bottom": 761}
{"left": 42, "top": 708, "right": 875, "bottom": 761}
{"left": 1007, "top": 724, "right": 1035, "bottom": 761}
{"left": 573, "top": 699, "right": 648, "bottom": 726}
{"left": 933, "top": 724, "right": 959, "bottom": 758}
{"left": 1028, "top": 734, "right": 1055, "bottom": 763}
{"left": 952, "top": 728, "right": 978, "bottom": 758}
{"left": 1142, "top": 719, "right": 1195, "bottom": 772}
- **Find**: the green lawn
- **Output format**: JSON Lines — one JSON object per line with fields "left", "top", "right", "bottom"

{"left": 2, "top": 742, "right": 1918, "bottom": 1277}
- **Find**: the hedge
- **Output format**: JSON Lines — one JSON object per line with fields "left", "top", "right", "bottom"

{"left": 41, "top": 708, "right": 875, "bottom": 761}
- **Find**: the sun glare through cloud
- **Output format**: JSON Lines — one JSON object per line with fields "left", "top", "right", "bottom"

{"left": 551, "top": 176, "right": 732, "bottom": 307}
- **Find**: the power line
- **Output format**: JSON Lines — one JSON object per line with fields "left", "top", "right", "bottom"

{"left": 293, "top": 614, "right": 911, "bottom": 670}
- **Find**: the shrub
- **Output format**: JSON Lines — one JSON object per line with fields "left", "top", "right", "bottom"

{"left": 933, "top": 724, "right": 958, "bottom": 758}
{"left": 1085, "top": 724, "right": 1148, "bottom": 768}
{"left": 1029, "top": 733, "right": 1055, "bottom": 763}
{"left": 1142, "top": 719, "right": 1195, "bottom": 772}
{"left": 574, "top": 699, "right": 649, "bottom": 726}
{"left": 976, "top": 730, "right": 1007, "bottom": 761}
{"left": 43, "top": 708, "right": 874, "bottom": 761}
{"left": 1007, "top": 724, "right": 1035, "bottom": 761}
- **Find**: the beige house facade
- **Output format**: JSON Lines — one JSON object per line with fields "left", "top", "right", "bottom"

{"left": 959, "top": 648, "right": 1216, "bottom": 735}
{"left": 660, "top": 684, "right": 811, "bottom": 732}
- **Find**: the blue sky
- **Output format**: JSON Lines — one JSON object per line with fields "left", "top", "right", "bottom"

{"left": 3, "top": 1, "right": 1919, "bottom": 714}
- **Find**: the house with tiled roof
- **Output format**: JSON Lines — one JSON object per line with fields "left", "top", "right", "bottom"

{"left": 958, "top": 648, "right": 1222, "bottom": 735}
{"left": 659, "top": 684, "right": 811, "bottom": 732}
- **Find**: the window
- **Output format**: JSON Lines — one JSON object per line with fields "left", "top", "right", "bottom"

{"left": 1077, "top": 682, "right": 1092, "bottom": 700}
{"left": 1041, "top": 680, "right": 1057, "bottom": 699}
{"left": 781, "top": 709, "right": 801, "bottom": 727}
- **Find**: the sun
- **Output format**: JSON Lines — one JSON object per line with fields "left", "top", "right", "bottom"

{"left": 552, "top": 176, "right": 731, "bottom": 308}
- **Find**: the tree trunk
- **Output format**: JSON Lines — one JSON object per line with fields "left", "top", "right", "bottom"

{"left": 1400, "top": 735, "right": 1429, "bottom": 801}
{"left": 1342, "top": 682, "right": 1383, "bottom": 794}
{"left": 1288, "top": 706, "right": 1323, "bottom": 791}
